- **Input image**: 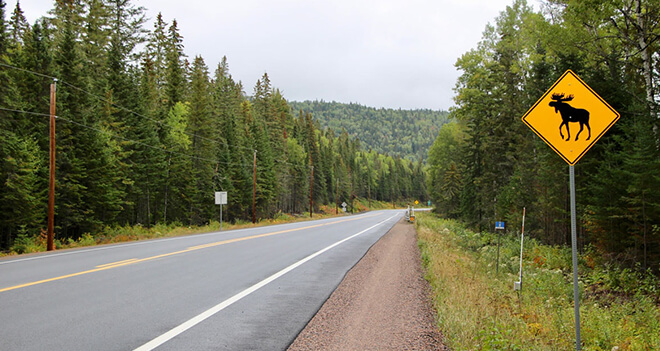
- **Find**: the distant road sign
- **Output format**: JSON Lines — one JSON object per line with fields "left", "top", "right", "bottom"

{"left": 495, "top": 221, "right": 505, "bottom": 230}
{"left": 215, "top": 191, "right": 227, "bottom": 205}
{"left": 414, "top": 200, "right": 419, "bottom": 205}
{"left": 521, "top": 70, "right": 619, "bottom": 165}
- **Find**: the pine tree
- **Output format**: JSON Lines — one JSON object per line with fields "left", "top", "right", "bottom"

{"left": 186, "top": 55, "right": 215, "bottom": 224}
{"left": 81, "top": 0, "right": 110, "bottom": 92}
{"left": 165, "top": 19, "right": 185, "bottom": 109}
{"left": 9, "top": 1, "right": 28, "bottom": 47}
{"left": 213, "top": 57, "right": 253, "bottom": 221}
{"left": 0, "top": 0, "right": 10, "bottom": 116}
{"left": 0, "top": 131, "right": 45, "bottom": 247}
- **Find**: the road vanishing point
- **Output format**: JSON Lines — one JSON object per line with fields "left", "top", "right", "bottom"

{"left": 0, "top": 210, "right": 403, "bottom": 350}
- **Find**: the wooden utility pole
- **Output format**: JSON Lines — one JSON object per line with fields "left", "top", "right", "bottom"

{"left": 252, "top": 150, "right": 256, "bottom": 224}
{"left": 335, "top": 178, "right": 339, "bottom": 214}
{"left": 47, "top": 79, "right": 57, "bottom": 251}
{"left": 368, "top": 184, "right": 371, "bottom": 209}
{"left": 310, "top": 166, "right": 314, "bottom": 218}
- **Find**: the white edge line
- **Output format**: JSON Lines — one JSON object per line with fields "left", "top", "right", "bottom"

{"left": 133, "top": 214, "right": 398, "bottom": 351}
{"left": 0, "top": 211, "right": 386, "bottom": 266}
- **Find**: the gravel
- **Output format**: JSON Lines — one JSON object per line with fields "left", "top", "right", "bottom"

{"left": 287, "top": 218, "right": 447, "bottom": 350}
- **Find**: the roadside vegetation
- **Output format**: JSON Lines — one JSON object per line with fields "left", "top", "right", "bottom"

{"left": 1, "top": 199, "right": 397, "bottom": 256}
{"left": 416, "top": 212, "right": 660, "bottom": 351}
{"left": 428, "top": 0, "right": 660, "bottom": 279}
{"left": 0, "top": 1, "right": 429, "bottom": 253}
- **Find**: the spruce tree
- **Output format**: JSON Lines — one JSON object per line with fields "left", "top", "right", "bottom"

{"left": 9, "top": 1, "right": 28, "bottom": 47}
{"left": 165, "top": 19, "right": 184, "bottom": 109}
{"left": 187, "top": 56, "right": 215, "bottom": 224}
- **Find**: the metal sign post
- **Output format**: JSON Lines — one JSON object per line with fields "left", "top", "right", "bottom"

{"left": 215, "top": 191, "right": 227, "bottom": 231}
{"left": 569, "top": 166, "right": 582, "bottom": 350}
{"left": 495, "top": 221, "right": 505, "bottom": 274}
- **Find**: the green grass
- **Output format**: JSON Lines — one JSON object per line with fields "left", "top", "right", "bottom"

{"left": 0, "top": 198, "right": 404, "bottom": 257}
{"left": 416, "top": 212, "right": 660, "bottom": 351}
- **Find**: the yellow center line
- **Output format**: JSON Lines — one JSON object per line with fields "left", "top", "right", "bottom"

{"left": 0, "top": 213, "right": 381, "bottom": 293}
{"left": 96, "top": 258, "right": 139, "bottom": 268}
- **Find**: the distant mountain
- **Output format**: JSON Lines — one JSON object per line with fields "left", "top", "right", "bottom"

{"left": 289, "top": 100, "right": 449, "bottom": 162}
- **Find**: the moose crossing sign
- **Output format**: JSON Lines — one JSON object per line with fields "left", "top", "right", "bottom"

{"left": 521, "top": 70, "right": 620, "bottom": 165}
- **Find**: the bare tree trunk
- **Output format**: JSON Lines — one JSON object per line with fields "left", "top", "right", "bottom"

{"left": 635, "top": 1, "right": 656, "bottom": 106}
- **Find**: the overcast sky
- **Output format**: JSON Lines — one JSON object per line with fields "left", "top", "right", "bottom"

{"left": 12, "top": 0, "right": 534, "bottom": 110}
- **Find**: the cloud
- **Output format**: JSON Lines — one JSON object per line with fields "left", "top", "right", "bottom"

{"left": 12, "top": 0, "right": 527, "bottom": 110}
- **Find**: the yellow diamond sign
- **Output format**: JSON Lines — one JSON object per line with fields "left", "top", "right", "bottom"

{"left": 521, "top": 70, "right": 620, "bottom": 165}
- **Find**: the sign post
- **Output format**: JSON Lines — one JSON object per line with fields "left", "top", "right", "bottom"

{"left": 514, "top": 208, "right": 526, "bottom": 292}
{"left": 215, "top": 191, "right": 227, "bottom": 231}
{"left": 569, "top": 165, "right": 581, "bottom": 349}
{"left": 494, "top": 221, "right": 505, "bottom": 274}
{"left": 521, "top": 70, "right": 619, "bottom": 350}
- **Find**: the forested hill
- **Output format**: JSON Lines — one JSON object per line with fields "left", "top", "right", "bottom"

{"left": 289, "top": 101, "right": 449, "bottom": 161}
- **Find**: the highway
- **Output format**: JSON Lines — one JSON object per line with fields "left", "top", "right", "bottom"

{"left": 0, "top": 210, "right": 403, "bottom": 350}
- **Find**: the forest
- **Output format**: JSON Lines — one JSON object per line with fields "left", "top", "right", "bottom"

{"left": 289, "top": 100, "right": 449, "bottom": 161}
{"left": 427, "top": 0, "right": 660, "bottom": 271}
{"left": 0, "top": 0, "right": 427, "bottom": 251}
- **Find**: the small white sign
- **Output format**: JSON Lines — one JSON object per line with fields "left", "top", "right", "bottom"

{"left": 215, "top": 191, "right": 227, "bottom": 205}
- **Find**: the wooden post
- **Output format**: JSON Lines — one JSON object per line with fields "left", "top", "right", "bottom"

{"left": 252, "top": 150, "right": 256, "bottom": 224}
{"left": 335, "top": 178, "right": 339, "bottom": 215}
{"left": 47, "top": 79, "right": 57, "bottom": 251}
{"left": 310, "top": 166, "right": 314, "bottom": 218}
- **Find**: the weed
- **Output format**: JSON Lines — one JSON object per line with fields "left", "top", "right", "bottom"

{"left": 416, "top": 212, "right": 660, "bottom": 351}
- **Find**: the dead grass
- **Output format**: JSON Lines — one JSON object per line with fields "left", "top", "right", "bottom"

{"left": 416, "top": 212, "right": 660, "bottom": 351}
{"left": 2, "top": 200, "right": 397, "bottom": 257}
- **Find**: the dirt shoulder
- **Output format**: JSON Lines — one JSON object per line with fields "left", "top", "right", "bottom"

{"left": 287, "top": 218, "right": 446, "bottom": 351}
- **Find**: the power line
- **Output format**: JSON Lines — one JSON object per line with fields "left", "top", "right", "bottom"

{"left": 0, "top": 106, "right": 253, "bottom": 170}
{"left": 0, "top": 62, "right": 56, "bottom": 80}
{"left": 1, "top": 62, "right": 263, "bottom": 154}
{"left": 1, "top": 63, "right": 301, "bottom": 169}
{"left": 0, "top": 107, "right": 52, "bottom": 118}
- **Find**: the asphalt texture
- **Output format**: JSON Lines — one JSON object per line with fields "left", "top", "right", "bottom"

{"left": 0, "top": 210, "right": 403, "bottom": 351}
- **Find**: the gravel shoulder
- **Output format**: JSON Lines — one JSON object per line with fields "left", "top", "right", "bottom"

{"left": 287, "top": 218, "right": 446, "bottom": 350}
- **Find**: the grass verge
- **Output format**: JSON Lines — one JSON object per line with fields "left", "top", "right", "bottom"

{"left": 1, "top": 199, "right": 398, "bottom": 257}
{"left": 416, "top": 212, "right": 660, "bottom": 351}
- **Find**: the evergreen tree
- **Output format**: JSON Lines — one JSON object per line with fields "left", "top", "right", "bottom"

{"left": 164, "top": 19, "right": 184, "bottom": 109}
{"left": 9, "top": 1, "right": 28, "bottom": 47}
{"left": 81, "top": 0, "right": 110, "bottom": 92}
{"left": 187, "top": 55, "right": 215, "bottom": 224}
{"left": 213, "top": 56, "right": 253, "bottom": 221}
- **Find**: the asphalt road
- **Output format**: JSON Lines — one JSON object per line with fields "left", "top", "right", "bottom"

{"left": 0, "top": 210, "right": 403, "bottom": 351}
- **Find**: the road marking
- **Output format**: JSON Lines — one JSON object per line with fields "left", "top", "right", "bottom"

{"left": 133, "top": 214, "right": 398, "bottom": 351}
{"left": 96, "top": 258, "right": 138, "bottom": 268}
{"left": 0, "top": 212, "right": 377, "bottom": 266}
{"left": 0, "top": 213, "right": 384, "bottom": 293}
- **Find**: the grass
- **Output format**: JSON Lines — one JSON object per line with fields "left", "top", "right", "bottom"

{"left": 415, "top": 212, "right": 660, "bottom": 351}
{"left": 1, "top": 199, "right": 399, "bottom": 257}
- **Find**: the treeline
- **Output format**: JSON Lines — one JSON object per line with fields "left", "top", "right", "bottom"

{"left": 289, "top": 100, "right": 449, "bottom": 161}
{"left": 428, "top": 0, "right": 660, "bottom": 270}
{"left": 0, "top": 0, "right": 427, "bottom": 250}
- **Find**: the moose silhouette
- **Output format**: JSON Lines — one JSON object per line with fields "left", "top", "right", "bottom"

{"left": 548, "top": 93, "right": 591, "bottom": 141}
